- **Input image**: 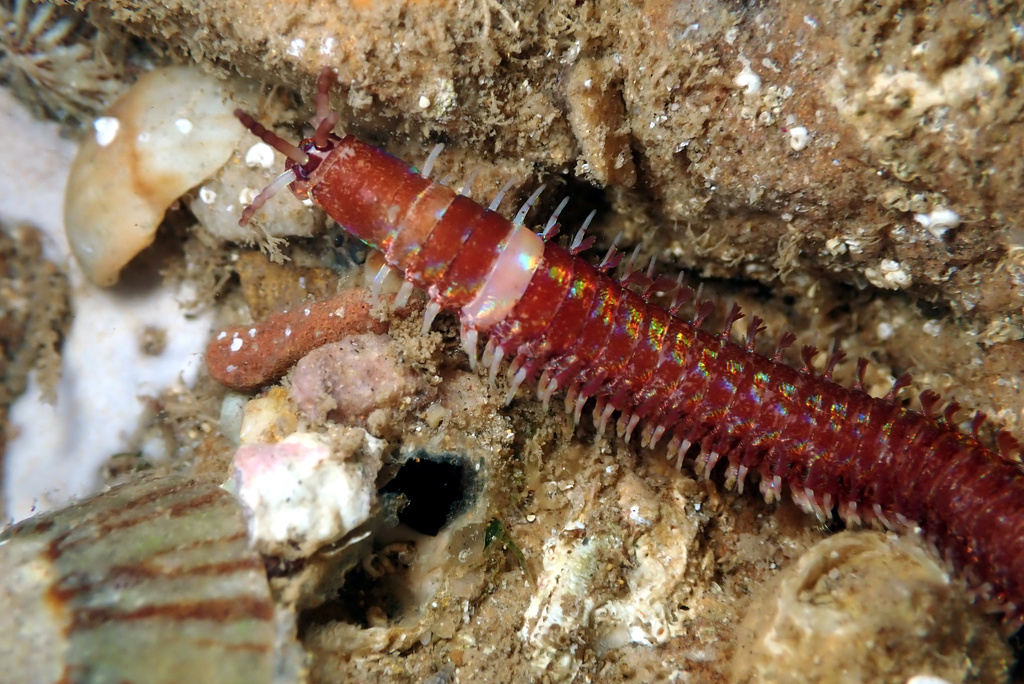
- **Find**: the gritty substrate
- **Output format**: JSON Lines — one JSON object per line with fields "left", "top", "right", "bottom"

{"left": 71, "top": 0, "right": 1024, "bottom": 439}
{"left": 3, "top": 0, "right": 1024, "bottom": 681}
{"left": 189, "top": 245, "right": 1015, "bottom": 683}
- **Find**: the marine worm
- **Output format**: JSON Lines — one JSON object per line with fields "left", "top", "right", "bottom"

{"left": 232, "top": 68, "right": 1024, "bottom": 627}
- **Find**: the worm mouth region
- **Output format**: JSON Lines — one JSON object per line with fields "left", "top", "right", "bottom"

{"left": 233, "top": 69, "right": 345, "bottom": 224}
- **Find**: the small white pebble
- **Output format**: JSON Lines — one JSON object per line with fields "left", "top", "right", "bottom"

{"left": 825, "top": 237, "right": 846, "bottom": 256}
{"left": 583, "top": 78, "right": 592, "bottom": 88}
{"left": 199, "top": 186, "right": 218, "bottom": 204}
{"left": 880, "top": 258, "right": 901, "bottom": 273}
{"left": 913, "top": 207, "right": 960, "bottom": 239}
{"left": 217, "top": 331, "right": 227, "bottom": 340}
{"left": 248, "top": 327, "right": 257, "bottom": 337}
{"left": 287, "top": 37, "right": 306, "bottom": 57}
{"left": 320, "top": 36, "right": 338, "bottom": 56}
{"left": 239, "top": 187, "right": 258, "bottom": 205}
{"left": 418, "top": 95, "right": 431, "bottom": 109}
{"left": 230, "top": 337, "right": 244, "bottom": 352}
{"left": 923, "top": 320, "right": 942, "bottom": 336}
{"left": 526, "top": 514, "right": 536, "bottom": 522}
{"left": 304, "top": 308, "right": 311, "bottom": 316}
{"left": 884, "top": 268, "right": 911, "bottom": 287}
{"left": 788, "top": 126, "right": 810, "bottom": 151}
{"left": 284, "top": 326, "right": 292, "bottom": 337}
{"left": 734, "top": 61, "right": 761, "bottom": 95}
{"left": 219, "top": 393, "right": 249, "bottom": 445}
{"left": 803, "top": 15, "right": 818, "bottom": 28}
{"left": 628, "top": 505, "right": 650, "bottom": 525}
{"left": 174, "top": 117, "right": 193, "bottom": 134}
{"left": 877, "top": 322, "right": 894, "bottom": 340}
{"left": 231, "top": 432, "right": 381, "bottom": 558}
{"left": 906, "top": 676, "right": 954, "bottom": 684}
{"left": 93, "top": 116, "right": 120, "bottom": 147}
{"left": 245, "top": 142, "right": 276, "bottom": 169}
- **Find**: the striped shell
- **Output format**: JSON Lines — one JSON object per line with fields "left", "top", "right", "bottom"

{"left": 0, "top": 475, "right": 280, "bottom": 684}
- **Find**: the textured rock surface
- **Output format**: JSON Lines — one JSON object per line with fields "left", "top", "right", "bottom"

{"left": 3, "top": 1, "right": 1023, "bottom": 682}
{"left": 78, "top": 0, "right": 1024, "bottom": 440}
{"left": 733, "top": 531, "right": 1009, "bottom": 684}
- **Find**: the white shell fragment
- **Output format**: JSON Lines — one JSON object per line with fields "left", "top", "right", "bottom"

{"left": 734, "top": 58, "right": 761, "bottom": 95}
{"left": 788, "top": 125, "right": 810, "bottom": 151}
{"left": 64, "top": 66, "right": 246, "bottom": 286}
{"left": 519, "top": 473, "right": 703, "bottom": 680}
{"left": 0, "top": 475, "right": 282, "bottom": 684}
{"left": 230, "top": 429, "right": 385, "bottom": 559}
{"left": 913, "top": 207, "right": 961, "bottom": 239}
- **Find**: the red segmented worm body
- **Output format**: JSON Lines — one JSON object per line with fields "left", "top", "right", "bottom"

{"left": 235, "top": 72, "right": 1024, "bottom": 627}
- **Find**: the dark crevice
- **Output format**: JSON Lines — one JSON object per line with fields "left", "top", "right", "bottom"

{"left": 380, "top": 454, "right": 474, "bottom": 537}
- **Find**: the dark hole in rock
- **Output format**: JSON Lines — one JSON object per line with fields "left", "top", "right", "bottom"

{"left": 297, "top": 452, "right": 477, "bottom": 634}
{"left": 297, "top": 544, "right": 412, "bottom": 633}
{"left": 380, "top": 455, "right": 472, "bottom": 536}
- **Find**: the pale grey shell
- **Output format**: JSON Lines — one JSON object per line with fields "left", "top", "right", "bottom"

{"left": 0, "top": 475, "right": 277, "bottom": 684}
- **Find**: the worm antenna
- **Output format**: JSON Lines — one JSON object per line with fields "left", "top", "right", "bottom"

{"left": 311, "top": 67, "right": 341, "bottom": 149}
{"left": 234, "top": 109, "right": 308, "bottom": 165}
{"left": 314, "top": 67, "right": 336, "bottom": 128}
{"left": 239, "top": 168, "right": 297, "bottom": 225}
{"left": 313, "top": 110, "right": 340, "bottom": 150}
